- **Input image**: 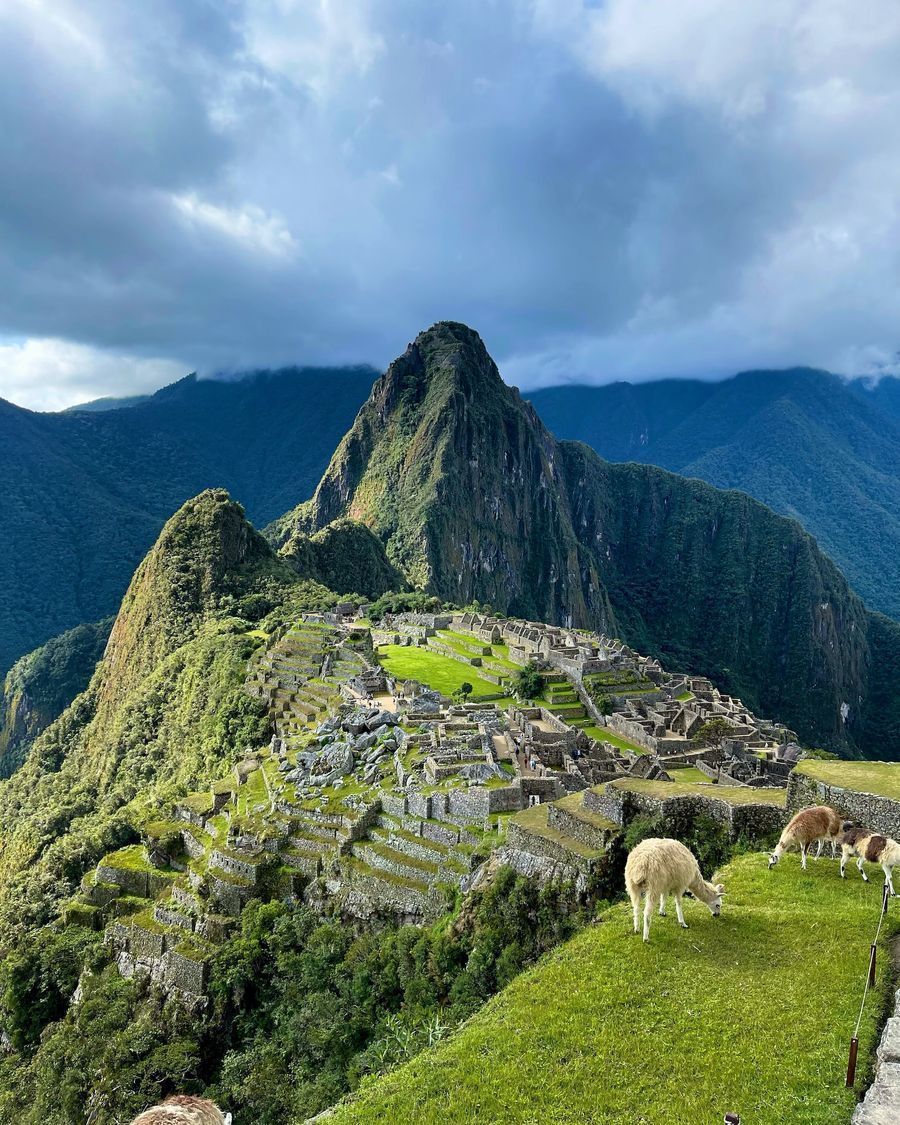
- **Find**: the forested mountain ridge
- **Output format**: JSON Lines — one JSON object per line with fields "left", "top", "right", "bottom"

{"left": 0, "top": 618, "right": 112, "bottom": 779}
{"left": 530, "top": 368, "right": 900, "bottom": 618}
{"left": 0, "top": 489, "right": 321, "bottom": 940}
{"left": 0, "top": 367, "right": 373, "bottom": 677}
{"left": 5, "top": 352, "right": 900, "bottom": 685}
{"left": 273, "top": 321, "right": 900, "bottom": 755}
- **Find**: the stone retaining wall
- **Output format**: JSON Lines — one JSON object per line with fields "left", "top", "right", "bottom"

{"left": 210, "top": 850, "right": 262, "bottom": 884}
{"left": 546, "top": 805, "right": 615, "bottom": 851}
{"left": 96, "top": 863, "right": 171, "bottom": 899}
{"left": 788, "top": 772, "right": 900, "bottom": 837}
{"left": 207, "top": 872, "right": 254, "bottom": 916}
{"left": 585, "top": 786, "right": 788, "bottom": 843}
{"left": 852, "top": 977, "right": 900, "bottom": 1123}
{"left": 505, "top": 821, "right": 598, "bottom": 875}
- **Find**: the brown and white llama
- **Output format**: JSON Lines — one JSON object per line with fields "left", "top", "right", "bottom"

{"left": 624, "top": 837, "right": 725, "bottom": 943}
{"left": 838, "top": 822, "right": 900, "bottom": 896}
{"left": 768, "top": 805, "right": 842, "bottom": 870}
{"left": 130, "top": 1095, "right": 231, "bottom": 1125}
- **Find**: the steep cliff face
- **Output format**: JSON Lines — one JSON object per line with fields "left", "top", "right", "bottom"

{"left": 272, "top": 321, "right": 899, "bottom": 754}
{"left": 560, "top": 445, "right": 872, "bottom": 746}
{"left": 270, "top": 323, "right": 614, "bottom": 629}
{"left": 0, "top": 618, "right": 113, "bottom": 778}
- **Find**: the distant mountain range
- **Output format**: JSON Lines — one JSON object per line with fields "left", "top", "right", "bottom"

{"left": 3, "top": 350, "right": 900, "bottom": 696}
{"left": 0, "top": 367, "right": 372, "bottom": 675}
{"left": 531, "top": 369, "right": 900, "bottom": 619}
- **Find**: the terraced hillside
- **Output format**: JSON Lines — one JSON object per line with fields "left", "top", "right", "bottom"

{"left": 17, "top": 595, "right": 900, "bottom": 1125}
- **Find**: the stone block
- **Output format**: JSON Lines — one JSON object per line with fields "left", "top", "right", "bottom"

{"left": 877, "top": 1017, "right": 900, "bottom": 1065}
{"left": 853, "top": 1062, "right": 900, "bottom": 1124}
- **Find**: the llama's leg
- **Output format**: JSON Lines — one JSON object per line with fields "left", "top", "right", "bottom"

{"left": 674, "top": 894, "right": 688, "bottom": 929}
{"left": 643, "top": 896, "right": 653, "bottom": 942}
{"left": 815, "top": 838, "right": 824, "bottom": 859}
{"left": 857, "top": 856, "right": 868, "bottom": 882}
{"left": 629, "top": 889, "right": 641, "bottom": 934}
{"left": 883, "top": 864, "right": 896, "bottom": 897}
{"left": 840, "top": 849, "right": 848, "bottom": 878}
{"left": 800, "top": 843, "right": 808, "bottom": 870}
{"left": 658, "top": 894, "right": 667, "bottom": 917}
{"left": 831, "top": 838, "right": 838, "bottom": 859}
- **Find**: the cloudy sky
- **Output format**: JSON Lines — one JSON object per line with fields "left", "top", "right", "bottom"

{"left": 2, "top": 0, "right": 900, "bottom": 410}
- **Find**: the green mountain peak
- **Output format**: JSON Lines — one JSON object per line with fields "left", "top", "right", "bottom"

{"left": 269, "top": 324, "right": 900, "bottom": 755}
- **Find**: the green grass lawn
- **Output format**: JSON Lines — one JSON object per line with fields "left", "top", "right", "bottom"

{"left": 321, "top": 855, "right": 895, "bottom": 1125}
{"left": 610, "top": 778, "right": 787, "bottom": 806}
{"left": 377, "top": 645, "right": 505, "bottom": 700}
{"left": 582, "top": 724, "right": 647, "bottom": 754}
{"left": 795, "top": 760, "right": 900, "bottom": 801}
{"left": 665, "top": 765, "right": 710, "bottom": 784}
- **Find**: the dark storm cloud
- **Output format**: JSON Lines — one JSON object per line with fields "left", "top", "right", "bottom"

{"left": 2, "top": 0, "right": 900, "bottom": 409}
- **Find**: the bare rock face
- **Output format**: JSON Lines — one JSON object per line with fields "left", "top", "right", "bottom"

{"left": 323, "top": 742, "right": 354, "bottom": 776}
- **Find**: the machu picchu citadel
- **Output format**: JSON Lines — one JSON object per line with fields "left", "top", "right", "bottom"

{"left": 69, "top": 606, "right": 833, "bottom": 1004}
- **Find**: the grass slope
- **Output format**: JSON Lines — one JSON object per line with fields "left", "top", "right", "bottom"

{"left": 323, "top": 855, "right": 896, "bottom": 1125}
{"left": 794, "top": 759, "right": 900, "bottom": 801}
{"left": 377, "top": 645, "right": 505, "bottom": 700}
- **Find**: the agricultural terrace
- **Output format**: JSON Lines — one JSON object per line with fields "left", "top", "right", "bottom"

{"left": 322, "top": 855, "right": 896, "bottom": 1125}
{"left": 794, "top": 760, "right": 900, "bottom": 802}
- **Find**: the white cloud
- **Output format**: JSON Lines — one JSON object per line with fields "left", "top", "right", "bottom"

{"left": 171, "top": 193, "right": 298, "bottom": 258}
{"left": 0, "top": 338, "right": 185, "bottom": 412}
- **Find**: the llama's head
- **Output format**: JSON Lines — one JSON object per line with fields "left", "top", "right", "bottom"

{"left": 706, "top": 882, "right": 725, "bottom": 916}
{"left": 767, "top": 851, "right": 780, "bottom": 869}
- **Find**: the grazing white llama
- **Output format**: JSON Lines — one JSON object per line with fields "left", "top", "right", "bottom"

{"left": 768, "top": 805, "right": 842, "bottom": 870}
{"left": 625, "top": 837, "right": 725, "bottom": 943}
{"left": 130, "top": 1096, "right": 231, "bottom": 1125}
{"left": 838, "top": 822, "right": 900, "bottom": 896}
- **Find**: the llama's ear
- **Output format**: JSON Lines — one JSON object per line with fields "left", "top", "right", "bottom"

{"left": 715, "top": 883, "right": 726, "bottom": 894}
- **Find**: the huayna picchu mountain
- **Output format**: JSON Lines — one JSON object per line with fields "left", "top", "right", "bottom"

{"left": 271, "top": 321, "right": 900, "bottom": 756}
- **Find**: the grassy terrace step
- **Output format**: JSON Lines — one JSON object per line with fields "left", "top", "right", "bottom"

{"left": 666, "top": 766, "right": 711, "bottom": 784}
{"left": 509, "top": 803, "right": 606, "bottom": 861}
{"left": 353, "top": 841, "right": 442, "bottom": 880}
{"left": 581, "top": 725, "right": 647, "bottom": 753}
{"left": 322, "top": 856, "right": 895, "bottom": 1125}
{"left": 552, "top": 792, "right": 619, "bottom": 834}
{"left": 341, "top": 855, "right": 431, "bottom": 895}
{"left": 377, "top": 645, "right": 505, "bottom": 700}
{"left": 374, "top": 826, "right": 450, "bottom": 856}
{"left": 609, "top": 778, "right": 787, "bottom": 806}
{"left": 793, "top": 759, "right": 900, "bottom": 801}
